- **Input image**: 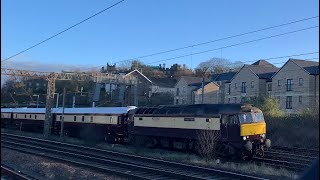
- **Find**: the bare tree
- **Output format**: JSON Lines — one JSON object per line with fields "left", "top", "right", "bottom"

{"left": 195, "top": 58, "right": 244, "bottom": 76}
{"left": 196, "top": 130, "right": 220, "bottom": 162}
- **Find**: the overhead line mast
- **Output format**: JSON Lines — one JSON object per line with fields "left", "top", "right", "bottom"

{"left": 1, "top": 68, "right": 137, "bottom": 137}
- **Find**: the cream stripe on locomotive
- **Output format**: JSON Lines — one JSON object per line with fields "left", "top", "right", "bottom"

{"left": 56, "top": 115, "right": 118, "bottom": 124}
{"left": 134, "top": 116, "right": 220, "bottom": 130}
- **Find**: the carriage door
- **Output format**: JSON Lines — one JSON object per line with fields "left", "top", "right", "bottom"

{"left": 220, "top": 114, "right": 229, "bottom": 141}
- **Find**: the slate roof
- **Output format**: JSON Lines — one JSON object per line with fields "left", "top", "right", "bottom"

{"left": 211, "top": 72, "right": 237, "bottom": 82}
{"left": 290, "top": 59, "right": 319, "bottom": 75}
{"left": 189, "top": 81, "right": 212, "bottom": 87}
{"left": 180, "top": 76, "right": 203, "bottom": 85}
{"left": 246, "top": 65, "right": 279, "bottom": 79}
{"left": 303, "top": 66, "right": 319, "bottom": 75}
{"left": 251, "top": 60, "right": 277, "bottom": 68}
{"left": 149, "top": 77, "right": 177, "bottom": 88}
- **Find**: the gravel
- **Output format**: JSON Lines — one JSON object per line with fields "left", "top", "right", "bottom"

{"left": 1, "top": 147, "right": 128, "bottom": 180}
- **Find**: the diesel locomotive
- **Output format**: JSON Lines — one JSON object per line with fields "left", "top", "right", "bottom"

{"left": 1, "top": 103, "right": 271, "bottom": 158}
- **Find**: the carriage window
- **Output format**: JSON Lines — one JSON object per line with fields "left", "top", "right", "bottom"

{"left": 25, "top": 115, "right": 26, "bottom": 118}
{"left": 206, "top": 118, "right": 211, "bottom": 122}
{"left": 139, "top": 117, "right": 143, "bottom": 120}
{"left": 30, "top": 115, "right": 32, "bottom": 118}
{"left": 35, "top": 115, "right": 37, "bottom": 119}
{"left": 16, "top": 114, "right": 17, "bottom": 118}
{"left": 74, "top": 116, "right": 77, "bottom": 121}
{"left": 60, "top": 116, "right": 62, "bottom": 120}
{"left": 82, "top": 116, "right": 85, "bottom": 122}
{"left": 90, "top": 116, "right": 93, "bottom": 122}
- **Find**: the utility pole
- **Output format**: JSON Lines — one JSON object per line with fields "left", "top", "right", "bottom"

{"left": 201, "top": 77, "right": 205, "bottom": 104}
{"left": 60, "top": 87, "right": 66, "bottom": 138}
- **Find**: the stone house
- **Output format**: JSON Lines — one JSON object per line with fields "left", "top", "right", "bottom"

{"left": 211, "top": 71, "right": 237, "bottom": 104}
{"left": 270, "top": 59, "right": 319, "bottom": 113}
{"left": 174, "top": 76, "right": 203, "bottom": 105}
{"left": 225, "top": 60, "right": 279, "bottom": 103}
{"left": 192, "top": 82, "right": 220, "bottom": 104}
{"left": 123, "top": 69, "right": 176, "bottom": 105}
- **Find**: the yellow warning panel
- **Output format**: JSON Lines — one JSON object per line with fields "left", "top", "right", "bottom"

{"left": 240, "top": 122, "right": 266, "bottom": 136}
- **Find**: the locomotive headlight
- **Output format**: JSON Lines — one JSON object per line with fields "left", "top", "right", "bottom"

{"left": 243, "top": 136, "right": 247, "bottom": 141}
{"left": 260, "top": 134, "right": 266, "bottom": 138}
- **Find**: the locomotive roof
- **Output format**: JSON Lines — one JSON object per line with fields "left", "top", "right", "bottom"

{"left": 1, "top": 106, "right": 136, "bottom": 114}
{"left": 134, "top": 103, "right": 255, "bottom": 115}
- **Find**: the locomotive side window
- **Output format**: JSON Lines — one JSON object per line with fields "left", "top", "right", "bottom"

{"left": 228, "top": 115, "right": 239, "bottom": 124}
{"left": 221, "top": 115, "right": 228, "bottom": 124}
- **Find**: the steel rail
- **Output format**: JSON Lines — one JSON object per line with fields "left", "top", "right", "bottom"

{"left": 1, "top": 165, "right": 34, "bottom": 180}
{"left": 1, "top": 133, "right": 268, "bottom": 180}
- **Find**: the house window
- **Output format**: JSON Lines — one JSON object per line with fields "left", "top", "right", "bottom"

{"left": 234, "top": 83, "right": 237, "bottom": 89}
{"left": 278, "top": 80, "right": 281, "bottom": 86}
{"left": 176, "top": 99, "right": 179, "bottom": 105}
{"left": 299, "top": 96, "right": 302, "bottom": 103}
{"left": 286, "top": 96, "right": 292, "bottom": 109}
{"left": 251, "top": 81, "right": 254, "bottom": 88}
{"left": 241, "top": 82, "right": 246, "bottom": 93}
{"left": 267, "top": 84, "right": 272, "bottom": 91}
{"left": 74, "top": 116, "right": 77, "bottom": 121}
{"left": 299, "top": 78, "right": 303, "bottom": 86}
{"left": 228, "top": 84, "right": 231, "bottom": 94}
{"left": 287, "top": 79, "right": 293, "bottom": 91}
{"left": 176, "top": 88, "right": 179, "bottom": 96}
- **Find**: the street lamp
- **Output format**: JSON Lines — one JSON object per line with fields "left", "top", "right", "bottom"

{"left": 54, "top": 93, "right": 59, "bottom": 108}
{"left": 33, "top": 95, "right": 39, "bottom": 108}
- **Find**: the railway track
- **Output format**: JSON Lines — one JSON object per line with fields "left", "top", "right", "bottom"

{"left": 1, "top": 133, "right": 267, "bottom": 180}
{"left": 252, "top": 146, "right": 319, "bottom": 172}
{"left": 1, "top": 164, "right": 35, "bottom": 180}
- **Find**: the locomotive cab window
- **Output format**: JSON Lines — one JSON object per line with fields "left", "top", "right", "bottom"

{"left": 238, "top": 112, "right": 264, "bottom": 124}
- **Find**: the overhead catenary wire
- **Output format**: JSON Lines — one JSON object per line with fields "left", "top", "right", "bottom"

{"left": 80, "top": 25, "right": 319, "bottom": 71}
{"left": 1, "top": 0, "right": 125, "bottom": 62}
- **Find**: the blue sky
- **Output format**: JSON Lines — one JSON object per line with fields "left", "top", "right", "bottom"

{"left": 1, "top": 0, "right": 319, "bottom": 71}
